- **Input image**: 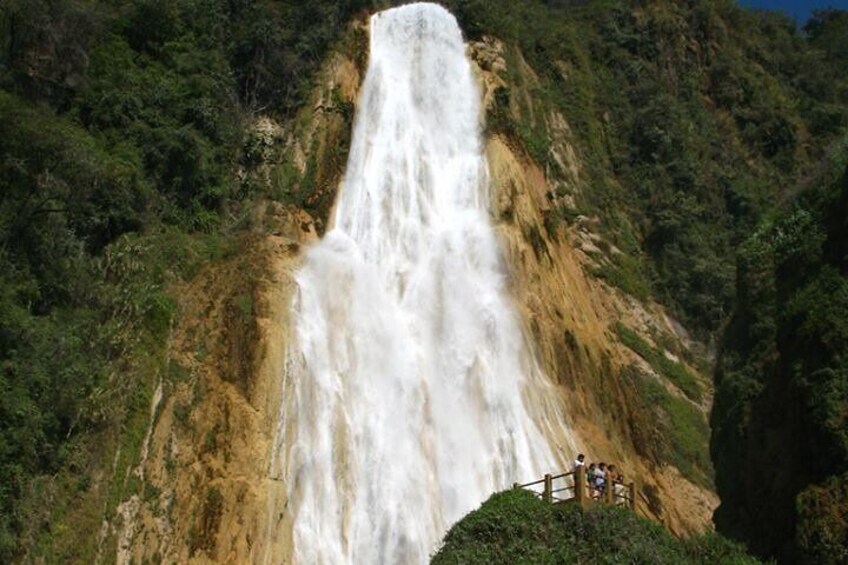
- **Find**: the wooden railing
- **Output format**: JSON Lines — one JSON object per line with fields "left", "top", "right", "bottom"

{"left": 513, "top": 466, "right": 636, "bottom": 510}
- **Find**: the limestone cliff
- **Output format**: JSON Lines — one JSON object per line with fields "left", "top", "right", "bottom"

{"left": 104, "top": 22, "right": 716, "bottom": 564}
{"left": 471, "top": 37, "right": 717, "bottom": 535}
{"left": 98, "top": 27, "right": 365, "bottom": 564}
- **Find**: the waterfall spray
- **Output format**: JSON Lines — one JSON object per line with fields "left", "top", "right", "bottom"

{"left": 277, "top": 4, "right": 573, "bottom": 563}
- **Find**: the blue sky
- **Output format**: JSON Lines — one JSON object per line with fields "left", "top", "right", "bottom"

{"left": 738, "top": 0, "right": 848, "bottom": 25}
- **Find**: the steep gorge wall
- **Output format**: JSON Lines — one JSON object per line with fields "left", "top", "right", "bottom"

{"left": 106, "top": 22, "right": 716, "bottom": 562}
{"left": 472, "top": 39, "right": 716, "bottom": 535}
{"left": 102, "top": 36, "right": 366, "bottom": 564}
{"left": 112, "top": 234, "right": 296, "bottom": 564}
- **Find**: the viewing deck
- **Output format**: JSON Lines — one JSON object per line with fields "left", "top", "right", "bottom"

{"left": 513, "top": 466, "right": 636, "bottom": 510}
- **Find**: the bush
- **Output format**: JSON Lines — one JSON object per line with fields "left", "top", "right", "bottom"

{"left": 432, "top": 489, "right": 761, "bottom": 564}
{"left": 621, "top": 365, "right": 712, "bottom": 488}
{"left": 615, "top": 323, "right": 702, "bottom": 402}
{"left": 795, "top": 472, "right": 848, "bottom": 564}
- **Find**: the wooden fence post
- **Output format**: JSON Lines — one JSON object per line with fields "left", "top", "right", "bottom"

{"left": 575, "top": 466, "right": 586, "bottom": 507}
{"left": 629, "top": 481, "right": 636, "bottom": 511}
{"left": 515, "top": 471, "right": 637, "bottom": 513}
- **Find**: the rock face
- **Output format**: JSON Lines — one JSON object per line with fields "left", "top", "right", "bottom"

{"left": 472, "top": 37, "right": 717, "bottom": 537}
{"left": 108, "top": 23, "right": 717, "bottom": 563}
{"left": 113, "top": 234, "right": 300, "bottom": 564}
{"left": 104, "top": 27, "right": 365, "bottom": 565}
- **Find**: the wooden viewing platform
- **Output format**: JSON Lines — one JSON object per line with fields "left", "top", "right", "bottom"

{"left": 513, "top": 465, "right": 636, "bottom": 510}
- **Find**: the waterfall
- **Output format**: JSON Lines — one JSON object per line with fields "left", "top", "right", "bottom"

{"left": 278, "top": 4, "right": 572, "bottom": 563}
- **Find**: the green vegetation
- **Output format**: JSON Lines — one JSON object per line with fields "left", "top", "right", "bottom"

{"left": 621, "top": 365, "right": 711, "bottom": 489}
{"left": 444, "top": 5, "right": 848, "bottom": 558}
{"left": 0, "top": 0, "right": 366, "bottom": 559}
{"left": 448, "top": 1, "right": 848, "bottom": 338}
{"left": 711, "top": 163, "right": 848, "bottom": 563}
{"left": 432, "top": 489, "right": 761, "bottom": 564}
{"left": 1, "top": 0, "right": 846, "bottom": 561}
{"left": 615, "top": 322, "right": 702, "bottom": 402}
{"left": 589, "top": 251, "right": 653, "bottom": 301}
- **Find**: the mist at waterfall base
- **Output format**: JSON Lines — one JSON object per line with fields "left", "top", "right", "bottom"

{"left": 278, "top": 4, "right": 573, "bottom": 563}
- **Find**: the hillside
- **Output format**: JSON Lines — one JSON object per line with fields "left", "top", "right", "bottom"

{"left": 431, "top": 489, "right": 761, "bottom": 564}
{"left": 453, "top": 2, "right": 848, "bottom": 561}
{"left": 712, "top": 163, "right": 848, "bottom": 563}
{"left": 0, "top": 1, "right": 846, "bottom": 563}
{"left": 0, "top": 0, "right": 367, "bottom": 559}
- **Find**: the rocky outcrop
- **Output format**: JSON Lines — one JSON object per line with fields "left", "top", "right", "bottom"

{"left": 112, "top": 232, "right": 301, "bottom": 564}
{"left": 102, "top": 24, "right": 365, "bottom": 564}
{"left": 470, "top": 37, "right": 718, "bottom": 536}
{"left": 106, "top": 26, "right": 717, "bottom": 563}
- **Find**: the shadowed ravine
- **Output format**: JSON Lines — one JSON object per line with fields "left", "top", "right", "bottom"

{"left": 275, "top": 4, "right": 576, "bottom": 563}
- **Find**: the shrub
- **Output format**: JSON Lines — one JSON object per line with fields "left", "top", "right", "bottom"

{"left": 615, "top": 323, "right": 702, "bottom": 402}
{"left": 432, "top": 489, "right": 761, "bottom": 564}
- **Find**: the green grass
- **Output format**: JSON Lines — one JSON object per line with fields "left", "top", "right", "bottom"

{"left": 621, "top": 364, "right": 712, "bottom": 488}
{"left": 432, "top": 489, "right": 760, "bottom": 564}
{"left": 615, "top": 323, "right": 703, "bottom": 402}
{"left": 591, "top": 260, "right": 652, "bottom": 302}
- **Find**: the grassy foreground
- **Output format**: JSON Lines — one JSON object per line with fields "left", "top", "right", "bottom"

{"left": 432, "top": 489, "right": 762, "bottom": 564}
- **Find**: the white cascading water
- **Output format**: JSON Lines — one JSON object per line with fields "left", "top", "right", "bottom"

{"left": 278, "top": 4, "right": 574, "bottom": 563}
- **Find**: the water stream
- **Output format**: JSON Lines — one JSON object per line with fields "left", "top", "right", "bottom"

{"left": 278, "top": 4, "right": 572, "bottom": 562}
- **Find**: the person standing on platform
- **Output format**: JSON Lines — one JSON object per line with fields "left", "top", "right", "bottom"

{"left": 573, "top": 453, "right": 585, "bottom": 470}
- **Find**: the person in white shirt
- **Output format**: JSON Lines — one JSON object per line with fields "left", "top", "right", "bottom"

{"left": 614, "top": 472, "right": 628, "bottom": 506}
{"left": 594, "top": 462, "right": 607, "bottom": 497}
{"left": 573, "top": 453, "right": 585, "bottom": 470}
{"left": 569, "top": 454, "right": 586, "bottom": 501}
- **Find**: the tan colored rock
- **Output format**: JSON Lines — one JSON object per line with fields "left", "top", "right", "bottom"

{"left": 104, "top": 19, "right": 365, "bottom": 564}
{"left": 485, "top": 127, "right": 717, "bottom": 536}
{"left": 108, "top": 232, "right": 301, "bottom": 564}
{"left": 106, "top": 26, "right": 718, "bottom": 564}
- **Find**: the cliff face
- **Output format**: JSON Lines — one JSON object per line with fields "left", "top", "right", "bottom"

{"left": 105, "top": 28, "right": 718, "bottom": 564}
{"left": 487, "top": 129, "right": 718, "bottom": 534}
{"left": 110, "top": 234, "right": 297, "bottom": 564}
{"left": 94, "top": 39, "right": 364, "bottom": 564}
{"left": 472, "top": 39, "right": 717, "bottom": 535}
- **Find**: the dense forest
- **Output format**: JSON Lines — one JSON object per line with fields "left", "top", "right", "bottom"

{"left": 0, "top": 0, "right": 369, "bottom": 558}
{"left": 712, "top": 162, "right": 848, "bottom": 562}
{"left": 449, "top": 0, "right": 848, "bottom": 340}
{"left": 0, "top": 0, "right": 846, "bottom": 562}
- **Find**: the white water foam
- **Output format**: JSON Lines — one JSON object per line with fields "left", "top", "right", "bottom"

{"left": 278, "top": 4, "right": 573, "bottom": 563}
